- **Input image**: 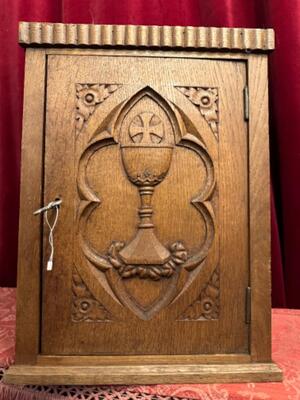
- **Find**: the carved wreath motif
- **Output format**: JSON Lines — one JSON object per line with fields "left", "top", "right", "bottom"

{"left": 177, "top": 87, "right": 219, "bottom": 139}
{"left": 107, "top": 241, "right": 188, "bottom": 280}
{"left": 75, "top": 83, "right": 120, "bottom": 135}
{"left": 72, "top": 268, "right": 113, "bottom": 322}
{"left": 178, "top": 266, "right": 220, "bottom": 320}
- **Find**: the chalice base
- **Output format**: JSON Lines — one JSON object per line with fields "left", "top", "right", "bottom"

{"left": 119, "top": 228, "right": 170, "bottom": 265}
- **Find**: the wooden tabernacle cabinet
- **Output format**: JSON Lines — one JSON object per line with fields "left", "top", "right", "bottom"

{"left": 4, "top": 22, "right": 282, "bottom": 384}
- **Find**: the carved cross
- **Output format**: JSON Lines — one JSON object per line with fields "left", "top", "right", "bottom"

{"left": 129, "top": 112, "right": 164, "bottom": 144}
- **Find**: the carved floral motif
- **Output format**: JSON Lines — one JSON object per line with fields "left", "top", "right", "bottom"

{"left": 177, "top": 87, "right": 219, "bottom": 139}
{"left": 72, "top": 268, "right": 113, "bottom": 322}
{"left": 75, "top": 83, "right": 120, "bottom": 134}
{"left": 178, "top": 266, "right": 220, "bottom": 320}
{"left": 108, "top": 241, "right": 188, "bottom": 280}
{"left": 130, "top": 170, "right": 167, "bottom": 185}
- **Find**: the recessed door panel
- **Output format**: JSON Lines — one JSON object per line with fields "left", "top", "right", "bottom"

{"left": 41, "top": 53, "right": 248, "bottom": 355}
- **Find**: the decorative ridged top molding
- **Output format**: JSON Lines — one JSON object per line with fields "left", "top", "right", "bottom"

{"left": 19, "top": 22, "right": 275, "bottom": 51}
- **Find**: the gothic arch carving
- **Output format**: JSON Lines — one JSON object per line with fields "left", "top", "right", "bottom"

{"left": 75, "top": 85, "right": 217, "bottom": 320}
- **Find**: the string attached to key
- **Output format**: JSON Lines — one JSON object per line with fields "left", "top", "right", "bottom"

{"left": 45, "top": 205, "right": 59, "bottom": 271}
{"left": 33, "top": 199, "right": 62, "bottom": 271}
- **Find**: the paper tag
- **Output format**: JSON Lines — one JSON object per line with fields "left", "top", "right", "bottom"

{"left": 47, "top": 260, "right": 53, "bottom": 271}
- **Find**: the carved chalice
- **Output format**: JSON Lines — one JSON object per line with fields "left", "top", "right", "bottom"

{"left": 119, "top": 112, "right": 173, "bottom": 266}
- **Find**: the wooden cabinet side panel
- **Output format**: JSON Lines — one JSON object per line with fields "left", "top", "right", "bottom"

{"left": 248, "top": 55, "right": 272, "bottom": 362}
{"left": 15, "top": 49, "right": 46, "bottom": 364}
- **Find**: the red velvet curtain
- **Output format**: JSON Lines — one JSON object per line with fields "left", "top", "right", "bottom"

{"left": 0, "top": 0, "right": 298, "bottom": 308}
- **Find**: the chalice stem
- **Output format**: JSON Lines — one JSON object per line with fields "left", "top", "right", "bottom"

{"left": 138, "top": 186, "right": 154, "bottom": 228}
{"left": 119, "top": 184, "right": 171, "bottom": 265}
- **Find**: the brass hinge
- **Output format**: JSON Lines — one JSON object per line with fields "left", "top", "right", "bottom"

{"left": 245, "top": 286, "right": 251, "bottom": 324}
{"left": 243, "top": 86, "right": 249, "bottom": 121}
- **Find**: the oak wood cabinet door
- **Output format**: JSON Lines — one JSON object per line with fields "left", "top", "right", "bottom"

{"left": 4, "top": 23, "right": 282, "bottom": 385}
{"left": 42, "top": 54, "right": 248, "bottom": 355}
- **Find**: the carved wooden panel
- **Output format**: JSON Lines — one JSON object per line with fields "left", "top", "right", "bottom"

{"left": 76, "top": 85, "right": 216, "bottom": 320}
{"left": 72, "top": 267, "right": 113, "bottom": 322}
{"left": 176, "top": 87, "right": 219, "bottom": 139}
{"left": 41, "top": 54, "right": 249, "bottom": 356}
{"left": 75, "top": 84, "right": 120, "bottom": 135}
{"left": 178, "top": 265, "right": 220, "bottom": 321}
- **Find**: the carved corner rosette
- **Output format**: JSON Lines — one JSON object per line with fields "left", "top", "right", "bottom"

{"left": 178, "top": 265, "right": 220, "bottom": 321}
{"left": 75, "top": 83, "right": 120, "bottom": 135}
{"left": 176, "top": 86, "right": 219, "bottom": 139}
{"left": 72, "top": 268, "right": 113, "bottom": 322}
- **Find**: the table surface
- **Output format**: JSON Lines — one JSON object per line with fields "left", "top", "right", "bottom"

{"left": 0, "top": 287, "right": 299, "bottom": 400}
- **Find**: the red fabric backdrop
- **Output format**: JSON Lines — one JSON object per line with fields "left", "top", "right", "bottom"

{"left": 0, "top": 0, "right": 298, "bottom": 308}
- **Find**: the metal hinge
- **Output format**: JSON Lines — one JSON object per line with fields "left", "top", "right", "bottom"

{"left": 243, "top": 86, "right": 249, "bottom": 121}
{"left": 245, "top": 286, "right": 251, "bottom": 324}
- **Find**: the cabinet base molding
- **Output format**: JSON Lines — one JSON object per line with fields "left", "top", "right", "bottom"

{"left": 4, "top": 362, "right": 282, "bottom": 385}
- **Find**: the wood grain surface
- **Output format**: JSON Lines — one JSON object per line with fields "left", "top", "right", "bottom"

{"left": 19, "top": 22, "right": 275, "bottom": 51}
{"left": 9, "top": 25, "right": 280, "bottom": 384}
{"left": 41, "top": 53, "right": 248, "bottom": 356}
{"left": 14, "top": 49, "right": 46, "bottom": 364}
{"left": 4, "top": 363, "right": 282, "bottom": 385}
